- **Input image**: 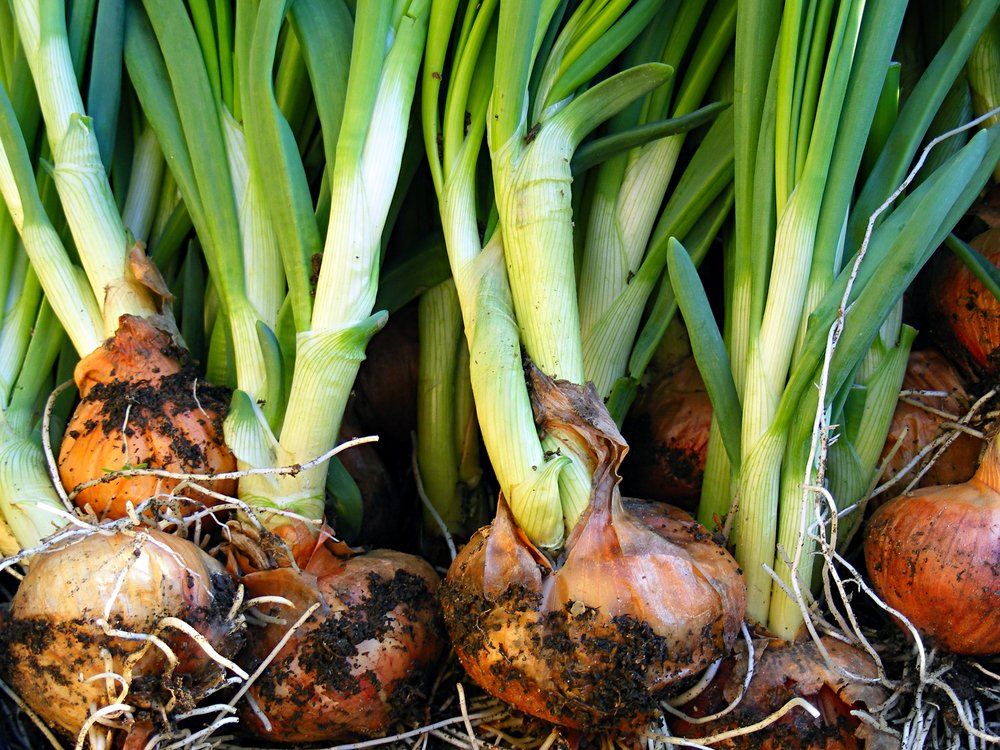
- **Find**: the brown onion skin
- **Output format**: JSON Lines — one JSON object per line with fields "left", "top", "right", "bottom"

{"left": 1, "top": 529, "right": 242, "bottom": 737}
{"left": 59, "top": 316, "right": 236, "bottom": 519}
{"left": 441, "top": 369, "right": 746, "bottom": 730}
{"left": 864, "top": 442, "right": 1000, "bottom": 655}
{"left": 623, "top": 356, "right": 712, "bottom": 509}
{"left": 236, "top": 536, "right": 446, "bottom": 743}
{"left": 878, "top": 349, "right": 979, "bottom": 495}
{"left": 930, "top": 228, "right": 1000, "bottom": 375}
{"left": 674, "top": 637, "right": 892, "bottom": 750}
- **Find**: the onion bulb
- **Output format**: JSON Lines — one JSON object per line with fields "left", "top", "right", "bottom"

{"left": 865, "top": 434, "right": 1000, "bottom": 655}
{"left": 0, "top": 528, "right": 243, "bottom": 738}
{"left": 235, "top": 532, "right": 446, "bottom": 743}
{"left": 878, "top": 349, "right": 979, "bottom": 494}
{"left": 441, "top": 375, "right": 745, "bottom": 730}
{"left": 59, "top": 316, "right": 237, "bottom": 519}
{"left": 623, "top": 356, "right": 712, "bottom": 509}
{"left": 930, "top": 227, "right": 1000, "bottom": 374}
{"left": 674, "top": 636, "right": 892, "bottom": 749}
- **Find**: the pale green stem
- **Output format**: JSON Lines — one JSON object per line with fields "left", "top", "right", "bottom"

{"left": 417, "top": 279, "right": 463, "bottom": 533}
{"left": 0, "top": 86, "right": 102, "bottom": 354}
{"left": 122, "top": 125, "right": 165, "bottom": 244}
{"left": 454, "top": 341, "right": 481, "bottom": 488}
{"left": 0, "top": 255, "right": 37, "bottom": 405}
{"left": 13, "top": 0, "right": 157, "bottom": 336}
{"left": 274, "top": 0, "right": 430, "bottom": 520}
{"left": 962, "top": 0, "right": 1000, "bottom": 179}
{"left": 220, "top": 109, "right": 283, "bottom": 329}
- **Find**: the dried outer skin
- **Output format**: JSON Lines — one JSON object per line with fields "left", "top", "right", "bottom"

{"left": 865, "top": 462, "right": 1000, "bottom": 655}
{"left": 878, "top": 349, "right": 980, "bottom": 497}
{"left": 59, "top": 315, "right": 236, "bottom": 518}
{"left": 441, "top": 369, "right": 746, "bottom": 730}
{"left": 237, "top": 542, "right": 446, "bottom": 743}
{"left": 674, "top": 636, "right": 893, "bottom": 750}
{"left": 624, "top": 356, "right": 712, "bottom": 509}
{"left": 931, "top": 228, "right": 1000, "bottom": 376}
{"left": 1, "top": 529, "right": 242, "bottom": 737}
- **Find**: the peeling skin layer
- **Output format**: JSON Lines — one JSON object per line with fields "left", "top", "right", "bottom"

{"left": 442, "top": 368, "right": 746, "bottom": 730}
{"left": 0, "top": 530, "right": 243, "bottom": 737}
{"left": 674, "top": 637, "right": 892, "bottom": 750}
{"left": 58, "top": 315, "right": 236, "bottom": 519}
{"left": 238, "top": 547, "right": 446, "bottom": 744}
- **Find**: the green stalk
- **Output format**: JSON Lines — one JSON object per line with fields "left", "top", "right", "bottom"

{"left": 417, "top": 279, "right": 463, "bottom": 533}
{"left": 579, "top": 0, "right": 735, "bottom": 399}
{"left": 0, "top": 297, "right": 65, "bottom": 551}
{"left": 11, "top": 0, "right": 159, "bottom": 336}
{"left": 961, "top": 0, "right": 1000, "bottom": 179}
{"left": 268, "top": 0, "right": 431, "bottom": 524}
{"left": 490, "top": 0, "right": 672, "bottom": 383}
{"left": 0, "top": 83, "right": 103, "bottom": 354}
{"left": 121, "top": 124, "right": 165, "bottom": 243}
{"left": 129, "top": 1, "right": 267, "bottom": 416}
{"left": 0, "top": 254, "right": 38, "bottom": 404}
{"left": 847, "top": 0, "right": 1000, "bottom": 251}
{"left": 584, "top": 110, "right": 735, "bottom": 401}
{"left": 424, "top": 0, "right": 567, "bottom": 546}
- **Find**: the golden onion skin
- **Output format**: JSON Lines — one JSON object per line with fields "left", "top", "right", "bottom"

{"left": 675, "top": 637, "right": 892, "bottom": 750}
{"left": 864, "top": 443, "right": 1000, "bottom": 655}
{"left": 236, "top": 542, "right": 446, "bottom": 743}
{"left": 441, "top": 370, "right": 746, "bottom": 730}
{"left": 59, "top": 315, "right": 236, "bottom": 519}
{"left": 1, "top": 529, "right": 243, "bottom": 737}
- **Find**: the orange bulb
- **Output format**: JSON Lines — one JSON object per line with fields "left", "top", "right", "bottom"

{"left": 59, "top": 316, "right": 236, "bottom": 518}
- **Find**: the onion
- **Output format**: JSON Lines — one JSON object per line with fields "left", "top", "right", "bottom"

{"left": 623, "top": 356, "right": 712, "bottom": 509}
{"left": 441, "top": 375, "right": 745, "bottom": 730}
{"left": 864, "top": 435, "right": 1000, "bottom": 655}
{"left": 878, "top": 348, "right": 980, "bottom": 494}
{"left": 59, "top": 316, "right": 237, "bottom": 519}
{"left": 930, "top": 228, "right": 1000, "bottom": 375}
{"left": 674, "top": 636, "right": 892, "bottom": 750}
{"left": 0, "top": 528, "right": 243, "bottom": 738}
{"left": 235, "top": 533, "right": 446, "bottom": 743}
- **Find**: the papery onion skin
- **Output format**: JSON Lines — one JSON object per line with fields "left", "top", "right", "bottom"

{"left": 878, "top": 349, "right": 979, "bottom": 496}
{"left": 930, "top": 228, "right": 1000, "bottom": 375}
{"left": 441, "top": 371, "right": 746, "bottom": 730}
{"left": 864, "top": 442, "right": 1000, "bottom": 655}
{"left": 674, "top": 636, "right": 893, "bottom": 750}
{"left": 236, "top": 539, "right": 446, "bottom": 743}
{"left": 0, "top": 528, "right": 243, "bottom": 737}
{"left": 59, "top": 316, "right": 236, "bottom": 519}
{"left": 623, "top": 356, "right": 712, "bottom": 509}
